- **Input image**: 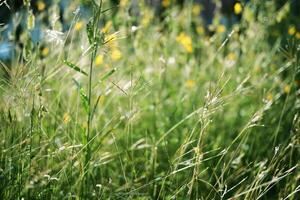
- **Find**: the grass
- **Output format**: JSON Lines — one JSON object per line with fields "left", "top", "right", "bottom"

{"left": 0, "top": 0, "right": 299, "bottom": 199}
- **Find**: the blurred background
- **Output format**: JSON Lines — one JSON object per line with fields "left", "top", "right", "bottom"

{"left": 1, "top": 0, "right": 300, "bottom": 61}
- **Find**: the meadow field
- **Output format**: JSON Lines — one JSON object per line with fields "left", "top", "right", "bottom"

{"left": 0, "top": 0, "right": 299, "bottom": 199}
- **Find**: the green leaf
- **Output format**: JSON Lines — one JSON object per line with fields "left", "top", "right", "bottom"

{"left": 100, "top": 68, "right": 117, "bottom": 81}
{"left": 276, "top": 3, "right": 290, "bottom": 23}
{"left": 86, "top": 18, "right": 94, "bottom": 45}
{"left": 63, "top": 60, "right": 88, "bottom": 76}
{"left": 73, "top": 79, "right": 90, "bottom": 114}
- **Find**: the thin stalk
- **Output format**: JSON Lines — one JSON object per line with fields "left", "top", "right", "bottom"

{"left": 84, "top": 0, "right": 103, "bottom": 196}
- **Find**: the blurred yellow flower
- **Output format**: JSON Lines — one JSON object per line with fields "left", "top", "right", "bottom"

{"left": 227, "top": 52, "right": 236, "bottom": 61}
{"left": 296, "top": 32, "right": 300, "bottom": 39}
{"left": 234, "top": 2, "right": 242, "bottom": 15}
{"left": 141, "top": 11, "right": 153, "bottom": 27}
{"left": 176, "top": 32, "right": 193, "bottom": 53}
{"left": 37, "top": 0, "right": 46, "bottom": 11}
{"left": 111, "top": 49, "right": 122, "bottom": 60}
{"left": 192, "top": 4, "right": 202, "bottom": 16}
{"left": 266, "top": 93, "right": 273, "bottom": 101}
{"left": 162, "top": 0, "right": 170, "bottom": 8}
{"left": 120, "top": 0, "right": 128, "bottom": 7}
{"left": 95, "top": 55, "right": 104, "bottom": 66}
{"left": 74, "top": 21, "right": 84, "bottom": 31}
{"left": 185, "top": 79, "right": 196, "bottom": 89}
{"left": 101, "top": 21, "right": 112, "bottom": 33}
{"left": 63, "top": 113, "right": 71, "bottom": 124}
{"left": 216, "top": 25, "right": 226, "bottom": 33}
{"left": 283, "top": 84, "right": 290, "bottom": 94}
{"left": 41, "top": 47, "right": 49, "bottom": 57}
{"left": 196, "top": 26, "right": 205, "bottom": 35}
{"left": 288, "top": 25, "right": 296, "bottom": 35}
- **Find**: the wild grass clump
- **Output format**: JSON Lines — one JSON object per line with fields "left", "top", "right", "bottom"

{"left": 0, "top": 0, "right": 299, "bottom": 199}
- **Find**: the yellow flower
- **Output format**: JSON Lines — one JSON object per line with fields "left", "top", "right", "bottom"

{"left": 283, "top": 84, "right": 290, "bottom": 94}
{"left": 74, "top": 21, "right": 84, "bottom": 31}
{"left": 120, "top": 0, "right": 128, "bottom": 8}
{"left": 288, "top": 25, "right": 296, "bottom": 35}
{"left": 36, "top": 0, "right": 46, "bottom": 11}
{"left": 216, "top": 25, "right": 226, "bottom": 33}
{"left": 227, "top": 52, "right": 236, "bottom": 61}
{"left": 296, "top": 32, "right": 300, "bottom": 39}
{"left": 111, "top": 49, "right": 122, "bottom": 60}
{"left": 141, "top": 11, "right": 153, "bottom": 27}
{"left": 95, "top": 55, "right": 104, "bottom": 66}
{"left": 162, "top": 0, "right": 170, "bottom": 8}
{"left": 266, "top": 93, "right": 273, "bottom": 101}
{"left": 234, "top": 2, "right": 242, "bottom": 15}
{"left": 176, "top": 32, "right": 193, "bottom": 53}
{"left": 196, "top": 26, "right": 205, "bottom": 35}
{"left": 192, "top": 4, "right": 202, "bottom": 16}
{"left": 185, "top": 79, "right": 196, "bottom": 89}
{"left": 41, "top": 47, "right": 49, "bottom": 57}
{"left": 63, "top": 113, "right": 71, "bottom": 124}
{"left": 101, "top": 21, "right": 112, "bottom": 33}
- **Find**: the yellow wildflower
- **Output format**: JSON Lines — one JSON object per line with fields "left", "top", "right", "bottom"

{"left": 234, "top": 2, "right": 242, "bottom": 15}
{"left": 196, "top": 26, "right": 205, "bottom": 35}
{"left": 36, "top": 0, "right": 46, "bottom": 11}
{"left": 63, "top": 113, "right": 71, "bottom": 124}
{"left": 120, "top": 0, "right": 128, "bottom": 8}
{"left": 192, "top": 4, "right": 202, "bottom": 16}
{"left": 111, "top": 49, "right": 122, "bottom": 60}
{"left": 95, "top": 55, "right": 104, "bottom": 66}
{"left": 185, "top": 79, "right": 196, "bottom": 89}
{"left": 41, "top": 47, "right": 49, "bottom": 57}
{"left": 162, "top": 0, "right": 170, "bottom": 8}
{"left": 227, "top": 52, "right": 236, "bottom": 61}
{"left": 141, "top": 11, "right": 153, "bottom": 27}
{"left": 283, "top": 84, "right": 290, "bottom": 94}
{"left": 74, "top": 21, "right": 84, "bottom": 31}
{"left": 176, "top": 32, "right": 193, "bottom": 53}
{"left": 266, "top": 93, "right": 273, "bottom": 101}
{"left": 296, "top": 32, "right": 300, "bottom": 39}
{"left": 288, "top": 25, "right": 296, "bottom": 35}
{"left": 216, "top": 25, "right": 226, "bottom": 33}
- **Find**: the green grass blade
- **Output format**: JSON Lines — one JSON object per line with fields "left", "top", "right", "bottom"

{"left": 73, "top": 78, "right": 89, "bottom": 114}
{"left": 100, "top": 68, "right": 117, "bottom": 81}
{"left": 63, "top": 60, "right": 88, "bottom": 76}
